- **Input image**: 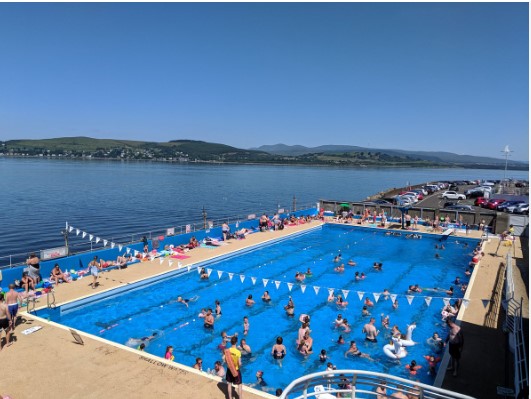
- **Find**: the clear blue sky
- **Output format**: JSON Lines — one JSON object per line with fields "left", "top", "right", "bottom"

{"left": 0, "top": 3, "right": 528, "bottom": 161}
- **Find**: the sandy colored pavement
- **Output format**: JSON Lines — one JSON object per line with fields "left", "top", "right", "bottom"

{"left": 2, "top": 222, "right": 321, "bottom": 399}
{"left": 2, "top": 220, "right": 527, "bottom": 399}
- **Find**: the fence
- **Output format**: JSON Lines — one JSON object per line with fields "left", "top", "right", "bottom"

{"left": 504, "top": 253, "right": 528, "bottom": 397}
{"left": 279, "top": 369, "right": 476, "bottom": 399}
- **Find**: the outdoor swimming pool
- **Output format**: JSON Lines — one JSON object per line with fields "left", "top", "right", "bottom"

{"left": 41, "top": 224, "right": 479, "bottom": 391}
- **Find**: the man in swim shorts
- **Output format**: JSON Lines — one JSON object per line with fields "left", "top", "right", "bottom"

{"left": 204, "top": 309, "right": 215, "bottom": 329}
{"left": 362, "top": 318, "right": 379, "bottom": 343}
{"left": 5, "top": 285, "right": 20, "bottom": 331}
{"left": 225, "top": 336, "right": 243, "bottom": 399}
{"left": 0, "top": 294, "right": 13, "bottom": 349}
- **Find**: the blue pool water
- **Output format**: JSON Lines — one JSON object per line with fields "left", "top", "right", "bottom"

{"left": 41, "top": 224, "right": 478, "bottom": 390}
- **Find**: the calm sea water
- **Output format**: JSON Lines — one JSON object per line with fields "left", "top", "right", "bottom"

{"left": 0, "top": 157, "right": 527, "bottom": 263}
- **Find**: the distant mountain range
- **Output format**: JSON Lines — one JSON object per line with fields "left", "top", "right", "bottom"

{"left": 1, "top": 137, "right": 527, "bottom": 170}
{"left": 252, "top": 144, "right": 528, "bottom": 167}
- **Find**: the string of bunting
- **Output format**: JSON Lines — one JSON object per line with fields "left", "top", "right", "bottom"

{"left": 66, "top": 222, "right": 488, "bottom": 309}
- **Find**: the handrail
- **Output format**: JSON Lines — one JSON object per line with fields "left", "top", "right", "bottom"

{"left": 504, "top": 252, "right": 528, "bottom": 397}
{"left": 279, "top": 369, "right": 477, "bottom": 399}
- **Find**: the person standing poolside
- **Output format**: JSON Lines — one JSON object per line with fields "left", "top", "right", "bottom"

{"left": 222, "top": 223, "right": 230, "bottom": 240}
{"left": 362, "top": 318, "right": 379, "bottom": 343}
{"left": 88, "top": 256, "right": 102, "bottom": 289}
{"left": 445, "top": 318, "right": 464, "bottom": 377}
{"left": 0, "top": 294, "right": 13, "bottom": 349}
{"left": 224, "top": 336, "right": 243, "bottom": 399}
{"left": 165, "top": 346, "right": 174, "bottom": 361}
{"left": 26, "top": 253, "right": 41, "bottom": 283}
{"left": 5, "top": 285, "right": 20, "bottom": 331}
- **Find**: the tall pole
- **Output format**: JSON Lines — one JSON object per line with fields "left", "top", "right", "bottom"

{"left": 501, "top": 145, "right": 512, "bottom": 181}
{"left": 202, "top": 206, "right": 207, "bottom": 230}
{"left": 292, "top": 196, "right": 297, "bottom": 212}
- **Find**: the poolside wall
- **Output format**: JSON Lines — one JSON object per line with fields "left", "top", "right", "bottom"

{"left": 0, "top": 208, "right": 317, "bottom": 290}
{"left": 320, "top": 200, "right": 497, "bottom": 231}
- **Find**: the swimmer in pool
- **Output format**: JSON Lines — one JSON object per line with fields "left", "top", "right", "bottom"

{"left": 126, "top": 332, "right": 158, "bottom": 347}
{"left": 393, "top": 299, "right": 399, "bottom": 310}
{"left": 348, "top": 259, "right": 356, "bottom": 266}
{"left": 334, "top": 263, "right": 345, "bottom": 273}
{"left": 261, "top": 291, "right": 271, "bottom": 302}
{"left": 336, "top": 295, "right": 348, "bottom": 307}
{"left": 362, "top": 306, "right": 371, "bottom": 317}
{"left": 238, "top": 338, "right": 252, "bottom": 355}
{"left": 345, "top": 341, "right": 371, "bottom": 359}
{"left": 246, "top": 294, "right": 255, "bottom": 306}
{"left": 364, "top": 297, "right": 374, "bottom": 307}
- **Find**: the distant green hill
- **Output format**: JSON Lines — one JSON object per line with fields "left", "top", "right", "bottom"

{"left": 253, "top": 144, "right": 528, "bottom": 168}
{"left": 1, "top": 137, "right": 527, "bottom": 170}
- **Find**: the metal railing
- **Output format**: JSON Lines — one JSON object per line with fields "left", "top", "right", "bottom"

{"left": 0, "top": 202, "right": 318, "bottom": 269}
{"left": 279, "top": 370, "right": 476, "bottom": 399}
{"left": 503, "top": 253, "right": 528, "bottom": 397}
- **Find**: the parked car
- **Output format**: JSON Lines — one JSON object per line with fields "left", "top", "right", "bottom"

{"left": 485, "top": 199, "right": 506, "bottom": 210}
{"left": 475, "top": 197, "right": 488, "bottom": 207}
{"left": 395, "top": 196, "right": 414, "bottom": 206}
{"left": 466, "top": 190, "right": 486, "bottom": 199}
{"left": 364, "top": 199, "right": 393, "bottom": 205}
{"left": 444, "top": 204, "right": 474, "bottom": 211}
{"left": 404, "top": 191, "right": 423, "bottom": 200}
{"left": 498, "top": 201, "right": 525, "bottom": 212}
{"left": 481, "top": 181, "right": 495, "bottom": 186}
{"left": 441, "top": 191, "right": 466, "bottom": 200}
{"left": 399, "top": 194, "right": 417, "bottom": 204}
{"left": 514, "top": 203, "right": 529, "bottom": 214}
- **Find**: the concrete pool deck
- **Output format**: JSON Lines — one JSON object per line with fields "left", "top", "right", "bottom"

{"left": 2, "top": 221, "right": 527, "bottom": 399}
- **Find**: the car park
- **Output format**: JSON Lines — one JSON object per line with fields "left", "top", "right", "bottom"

{"left": 441, "top": 191, "right": 466, "bottom": 200}
{"left": 443, "top": 204, "right": 474, "bottom": 211}
{"left": 400, "top": 194, "right": 418, "bottom": 203}
{"left": 404, "top": 191, "right": 423, "bottom": 200}
{"left": 466, "top": 190, "right": 486, "bottom": 199}
{"left": 364, "top": 199, "right": 393, "bottom": 205}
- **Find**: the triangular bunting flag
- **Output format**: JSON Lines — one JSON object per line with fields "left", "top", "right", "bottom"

{"left": 168, "top": 261, "right": 173, "bottom": 267}
{"left": 274, "top": 281, "right": 281, "bottom": 289}
{"left": 197, "top": 267, "right": 202, "bottom": 274}
{"left": 443, "top": 298, "right": 451, "bottom": 306}
{"left": 424, "top": 297, "right": 432, "bottom": 306}
{"left": 187, "top": 265, "right": 191, "bottom": 272}
{"left": 406, "top": 295, "right": 414, "bottom": 305}
{"left": 69, "top": 226, "right": 74, "bottom": 232}
{"left": 177, "top": 262, "right": 182, "bottom": 268}
{"left": 328, "top": 288, "right": 334, "bottom": 296}
{"left": 373, "top": 293, "right": 381, "bottom": 303}
{"left": 313, "top": 286, "right": 320, "bottom": 295}
{"left": 111, "top": 242, "right": 115, "bottom": 249}
{"left": 481, "top": 299, "right": 490, "bottom": 308}
{"left": 357, "top": 291, "right": 365, "bottom": 301}
{"left": 287, "top": 282, "right": 294, "bottom": 291}
{"left": 390, "top": 294, "right": 397, "bottom": 303}
{"left": 103, "top": 240, "right": 108, "bottom": 247}
{"left": 240, "top": 275, "right": 245, "bottom": 283}
{"left": 126, "top": 247, "right": 131, "bottom": 254}
{"left": 207, "top": 268, "right": 213, "bottom": 277}
{"left": 251, "top": 277, "right": 257, "bottom": 285}
{"left": 95, "top": 237, "right": 101, "bottom": 244}
{"left": 301, "top": 284, "right": 306, "bottom": 293}
{"left": 118, "top": 245, "right": 123, "bottom": 252}
{"left": 263, "top": 279, "right": 269, "bottom": 287}
{"left": 342, "top": 289, "right": 349, "bottom": 299}
{"left": 82, "top": 232, "right": 87, "bottom": 238}
{"left": 134, "top": 250, "right": 139, "bottom": 256}
{"left": 159, "top": 258, "right": 164, "bottom": 264}
{"left": 217, "top": 270, "right": 223, "bottom": 279}
{"left": 462, "top": 299, "right": 470, "bottom": 309}
{"left": 228, "top": 273, "right": 234, "bottom": 281}
{"left": 89, "top": 234, "right": 94, "bottom": 241}
{"left": 76, "top": 229, "right": 80, "bottom": 236}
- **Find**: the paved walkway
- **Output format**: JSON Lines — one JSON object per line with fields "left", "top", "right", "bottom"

{"left": 1, "top": 220, "right": 527, "bottom": 399}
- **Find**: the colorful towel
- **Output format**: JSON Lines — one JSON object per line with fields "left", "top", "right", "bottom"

{"left": 171, "top": 255, "right": 190, "bottom": 259}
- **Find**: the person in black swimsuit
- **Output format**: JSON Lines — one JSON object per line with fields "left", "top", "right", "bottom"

{"left": 271, "top": 336, "right": 286, "bottom": 359}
